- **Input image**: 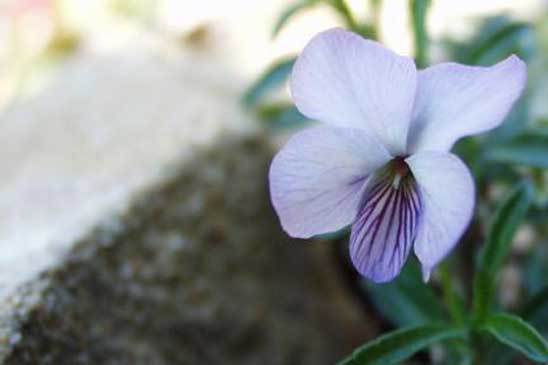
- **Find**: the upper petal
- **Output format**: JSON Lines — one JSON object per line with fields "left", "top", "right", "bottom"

{"left": 405, "top": 152, "right": 475, "bottom": 281}
{"left": 407, "top": 55, "right": 527, "bottom": 152}
{"left": 290, "top": 28, "right": 418, "bottom": 155}
{"left": 269, "top": 125, "right": 391, "bottom": 238}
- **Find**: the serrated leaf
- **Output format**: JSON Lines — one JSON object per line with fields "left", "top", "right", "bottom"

{"left": 483, "top": 313, "right": 548, "bottom": 363}
{"left": 473, "top": 181, "right": 534, "bottom": 320}
{"left": 351, "top": 324, "right": 465, "bottom": 365}
{"left": 272, "top": 0, "right": 320, "bottom": 38}
{"left": 242, "top": 57, "right": 296, "bottom": 108}
{"left": 364, "top": 260, "right": 446, "bottom": 327}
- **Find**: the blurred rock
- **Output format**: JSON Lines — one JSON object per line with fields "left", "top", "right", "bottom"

{"left": 0, "top": 39, "right": 370, "bottom": 364}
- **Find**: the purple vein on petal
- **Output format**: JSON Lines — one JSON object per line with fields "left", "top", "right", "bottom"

{"left": 349, "top": 171, "right": 422, "bottom": 283}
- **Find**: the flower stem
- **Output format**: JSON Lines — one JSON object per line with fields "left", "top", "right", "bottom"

{"left": 440, "top": 261, "right": 466, "bottom": 326}
{"left": 409, "top": 0, "right": 431, "bottom": 68}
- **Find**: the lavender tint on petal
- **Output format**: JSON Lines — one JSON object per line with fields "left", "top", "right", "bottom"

{"left": 290, "top": 28, "right": 417, "bottom": 155}
{"left": 349, "top": 165, "right": 422, "bottom": 283}
{"left": 407, "top": 55, "right": 527, "bottom": 153}
{"left": 269, "top": 125, "right": 392, "bottom": 239}
{"left": 406, "top": 152, "right": 475, "bottom": 281}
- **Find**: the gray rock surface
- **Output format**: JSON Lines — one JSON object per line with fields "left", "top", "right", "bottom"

{"left": 0, "top": 38, "right": 371, "bottom": 363}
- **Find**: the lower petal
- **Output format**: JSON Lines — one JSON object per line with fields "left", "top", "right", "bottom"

{"left": 349, "top": 166, "right": 422, "bottom": 283}
{"left": 405, "top": 152, "right": 475, "bottom": 281}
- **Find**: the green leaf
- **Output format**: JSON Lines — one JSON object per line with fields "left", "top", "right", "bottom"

{"left": 364, "top": 260, "right": 446, "bottom": 327}
{"left": 326, "top": 0, "right": 360, "bottom": 33}
{"left": 486, "top": 132, "right": 548, "bottom": 168}
{"left": 445, "top": 16, "right": 536, "bottom": 66}
{"left": 409, "top": 0, "right": 431, "bottom": 67}
{"left": 483, "top": 313, "right": 548, "bottom": 363}
{"left": 478, "top": 181, "right": 534, "bottom": 275}
{"left": 473, "top": 181, "right": 534, "bottom": 320}
{"left": 255, "top": 103, "right": 309, "bottom": 130}
{"left": 465, "top": 22, "right": 534, "bottom": 65}
{"left": 337, "top": 356, "right": 356, "bottom": 365}
{"left": 272, "top": 0, "right": 320, "bottom": 38}
{"left": 351, "top": 324, "right": 466, "bottom": 365}
{"left": 242, "top": 57, "right": 296, "bottom": 108}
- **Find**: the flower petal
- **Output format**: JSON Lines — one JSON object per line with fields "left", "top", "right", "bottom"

{"left": 269, "top": 125, "right": 391, "bottom": 238}
{"left": 290, "top": 28, "right": 417, "bottom": 155}
{"left": 349, "top": 171, "right": 421, "bottom": 283}
{"left": 408, "top": 55, "right": 527, "bottom": 152}
{"left": 405, "top": 152, "right": 475, "bottom": 281}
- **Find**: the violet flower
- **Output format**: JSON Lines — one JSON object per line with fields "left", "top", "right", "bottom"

{"left": 269, "top": 28, "right": 527, "bottom": 283}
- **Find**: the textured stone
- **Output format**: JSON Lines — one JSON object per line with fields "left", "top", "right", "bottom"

{"left": 0, "top": 37, "right": 371, "bottom": 363}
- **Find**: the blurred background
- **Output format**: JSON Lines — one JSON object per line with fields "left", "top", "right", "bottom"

{"left": 0, "top": 0, "right": 546, "bottom": 107}
{"left": 0, "top": 1, "right": 547, "bottom": 364}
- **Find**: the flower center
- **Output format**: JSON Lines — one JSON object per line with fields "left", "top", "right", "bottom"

{"left": 389, "top": 156, "right": 411, "bottom": 189}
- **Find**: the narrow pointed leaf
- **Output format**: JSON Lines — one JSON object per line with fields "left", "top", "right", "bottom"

{"left": 486, "top": 132, "right": 548, "bottom": 168}
{"left": 479, "top": 181, "right": 534, "bottom": 275}
{"left": 483, "top": 313, "right": 548, "bottom": 363}
{"left": 242, "top": 57, "right": 296, "bottom": 107}
{"left": 473, "top": 181, "right": 534, "bottom": 320}
{"left": 337, "top": 356, "right": 356, "bottom": 365}
{"left": 364, "top": 260, "right": 446, "bottom": 326}
{"left": 351, "top": 324, "right": 465, "bottom": 365}
{"left": 272, "top": 0, "right": 320, "bottom": 38}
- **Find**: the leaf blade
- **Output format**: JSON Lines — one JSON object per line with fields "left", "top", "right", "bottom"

{"left": 473, "top": 181, "right": 534, "bottom": 320}
{"left": 242, "top": 57, "right": 296, "bottom": 108}
{"left": 351, "top": 324, "right": 465, "bottom": 365}
{"left": 486, "top": 132, "right": 548, "bottom": 168}
{"left": 479, "top": 181, "right": 534, "bottom": 275}
{"left": 364, "top": 260, "right": 446, "bottom": 327}
{"left": 483, "top": 313, "right": 548, "bottom": 363}
{"left": 272, "top": 0, "right": 319, "bottom": 38}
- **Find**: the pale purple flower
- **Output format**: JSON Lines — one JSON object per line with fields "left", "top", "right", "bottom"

{"left": 269, "top": 28, "right": 527, "bottom": 283}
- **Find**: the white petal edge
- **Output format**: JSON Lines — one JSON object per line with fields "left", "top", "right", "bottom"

{"left": 269, "top": 125, "right": 391, "bottom": 238}
{"left": 405, "top": 152, "right": 475, "bottom": 281}
{"left": 407, "top": 55, "right": 527, "bottom": 153}
{"left": 290, "top": 28, "right": 417, "bottom": 155}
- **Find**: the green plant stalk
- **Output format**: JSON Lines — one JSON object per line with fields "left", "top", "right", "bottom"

{"left": 440, "top": 262, "right": 466, "bottom": 326}
{"left": 409, "top": 0, "right": 431, "bottom": 68}
{"left": 328, "top": 0, "right": 360, "bottom": 33}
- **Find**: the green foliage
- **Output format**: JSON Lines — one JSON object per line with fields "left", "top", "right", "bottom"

{"left": 473, "top": 182, "right": 534, "bottom": 320}
{"left": 254, "top": 4, "right": 548, "bottom": 365}
{"left": 364, "top": 260, "right": 446, "bottom": 327}
{"left": 242, "top": 57, "right": 296, "bottom": 108}
{"left": 337, "top": 356, "right": 356, "bottom": 365}
{"left": 272, "top": 0, "right": 321, "bottom": 38}
{"left": 409, "top": 0, "right": 431, "bottom": 67}
{"left": 255, "top": 103, "right": 309, "bottom": 130}
{"left": 483, "top": 313, "right": 548, "bottom": 362}
{"left": 445, "top": 16, "right": 536, "bottom": 66}
{"left": 478, "top": 181, "right": 534, "bottom": 276}
{"left": 349, "top": 324, "right": 466, "bottom": 365}
{"left": 485, "top": 130, "right": 548, "bottom": 168}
